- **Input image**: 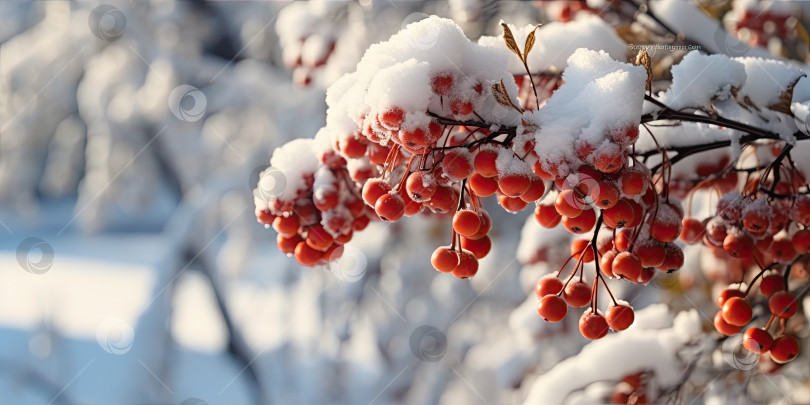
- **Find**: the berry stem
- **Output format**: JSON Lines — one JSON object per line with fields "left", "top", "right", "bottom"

{"left": 764, "top": 314, "right": 776, "bottom": 331}
{"left": 744, "top": 261, "right": 778, "bottom": 296}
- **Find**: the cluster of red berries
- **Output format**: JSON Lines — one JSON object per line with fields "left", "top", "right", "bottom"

{"left": 255, "top": 163, "right": 373, "bottom": 266}
{"left": 668, "top": 146, "right": 809, "bottom": 363}
{"left": 713, "top": 273, "right": 801, "bottom": 364}
{"left": 528, "top": 122, "right": 687, "bottom": 338}
{"left": 610, "top": 371, "right": 649, "bottom": 405}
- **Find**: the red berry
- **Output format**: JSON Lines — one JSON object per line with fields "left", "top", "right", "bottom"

{"left": 743, "top": 209, "right": 770, "bottom": 235}
{"left": 256, "top": 209, "right": 276, "bottom": 225}
{"left": 768, "top": 291, "right": 798, "bottom": 319}
{"left": 441, "top": 149, "right": 474, "bottom": 181}
{"left": 680, "top": 218, "right": 705, "bottom": 244}
{"left": 431, "top": 74, "right": 453, "bottom": 95}
{"left": 770, "top": 335, "right": 800, "bottom": 363}
{"left": 792, "top": 229, "right": 810, "bottom": 253}
{"left": 277, "top": 234, "right": 302, "bottom": 255}
{"left": 449, "top": 99, "right": 474, "bottom": 116}
{"left": 339, "top": 135, "right": 368, "bottom": 158}
{"left": 600, "top": 250, "right": 617, "bottom": 278}
{"left": 743, "top": 328, "right": 773, "bottom": 354}
{"left": 606, "top": 304, "right": 634, "bottom": 331}
{"left": 306, "top": 225, "right": 334, "bottom": 251}
{"left": 536, "top": 275, "right": 564, "bottom": 297}
{"left": 498, "top": 194, "right": 529, "bottom": 212}
{"left": 657, "top": 244, "right": 684, "bottom": 272}
{"left": 579, "top": 311, "right": 609, "bottom": 340}
{"left": 520, "top": 177, "right": 546, "bottom": 203}
{"left": 555, "top": 190, "right": 586, "bottom": 218}
{"left": 613, "top": 252, "right": 642, "bottom": 281}
{"left": 592, "top": 145, "right": 624, "bottom": 173}
{"left": 590, "top": 181, "right": 620, "bottom": 209}
{"left": 294, "top": 241, "right": 323, "bottom": 266}
{"left": 469, "top": 210, "right": 492, "bottom": 239}
{"left": 760, "top": 274, "right": 784, "bottom": 298}
{"left": 460, "top": 235, "right": 491, "bottom": 259}
{"left": 610, "top": 126, "right": 639, "bottom": 146}
{"left": 537, "top": 295, "right": 567, "bottom": 322}
{"left": 771, "top": 237, "right": 796, "bottom": 262}
{"left": 406, "top": 171, "right": 437, "bottom": 202}
{"left": 721, "top": 296, "right": 753, "bottom": 326}
{"left": 379, "top": 107, "right": 404, "bottom": 130}
{"left": 453, "top": 209, "right": 481, "bottom": 236}
{"left": 614, "top": 229, "right": 632, "bottom": 252}
{"left": 314, "top": 190, "right": 339, "bottom": 211}
{"left": 469, "top": 173, "right": 499, "bottom": 197}
{"left": 399, "top": 186, "right": 422, "bottom": 216}
{"left": 532, "top": 160, "right": 555, "bottom": 181}
{"left": 717, "top": 288, "right": 745, "bottom": 307}
{"left": 637, "top": 267, "right": 655, "bottom": 284}
{"left": 570, "top": 239, "right": 595, "bottom": 262}
{"left": 535, "top": 204, "right": 562, "bottom": 228}
{"left": 452, "top": 249, "right": 479, "bottom": 278}
{"left": 473, "top": 148, "right": 499, "bottom": 177}
{"left": 273, "top": 215, "right": 300, "bottom": 237}
{"left": 713, "top": 311, "right": 742, "bottom": 336}
{"left": 498, "top": 173, "right": 531, "bottom": 197}
{"left": 562, "top": 207, "right": 596, "bottom": 234}
{"left": 633, "top": 243, "right": 666, "bottom": 268}
{"left": 426, "top": 185, "right": 457, "bottom": 214}
{"left": 431, "top": 246, "right": 459, "bottom": 273}
{"left": 363, "top": 178, "right": 392, "bottom": 206}
{"left": 620, "top": 166, "right": 647, "bottom": 196}
{"left": 603, "top": 200, "right": 635, "bottom": 228}
{"left": 564, "top": 281, "right": 592, "bottom": 307}
{"left": 375, "top": 193, "right": 405, "bottom": 222}
{"left": 724, "top": 233, "right": 755, "bottom": 259}
{"left": 352, "top": 215, "right": 370, "bottom": 231}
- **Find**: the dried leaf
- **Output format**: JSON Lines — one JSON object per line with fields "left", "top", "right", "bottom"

{"left": 768, "top": 74, "right": 807, "bottom": 116}
{"left": 523, "top": 24, "right": 541, "bottom": 61}
{"left": 491, "top": 80, "right": 519, "bottom": 111}
{"left": 634, "top": 50, "right": 652, "bottom": 95}
{"left": 501, "top": 22, "right": 523, "bottom": 61}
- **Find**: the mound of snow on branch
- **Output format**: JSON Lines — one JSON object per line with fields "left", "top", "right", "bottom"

{"left": 523, "top": 306, "right": 702, "bottom": 405}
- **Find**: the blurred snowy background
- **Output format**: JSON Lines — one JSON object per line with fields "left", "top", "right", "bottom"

{"left": 1, "top": 1, "right": 809, "bottom": 405}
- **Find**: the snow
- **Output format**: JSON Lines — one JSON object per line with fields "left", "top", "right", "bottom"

{"left": 523, "top": 308, "right": 702, "bottom": 405}
{"left": 659, "top": 51, "right": 747, "bottom": 110}
{"left": 735, "top": 57, "right": 806, "bottom": 109}
{"left": 261, "top": 138, "right": 320, "bottom": 204}
{"left": 648, "top": 0, "right": 774, "bottom": 59}
{"left": 525, "top": 48, "right": 646, "bottom": 170}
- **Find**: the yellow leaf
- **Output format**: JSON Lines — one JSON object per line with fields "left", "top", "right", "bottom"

{"left": 501, "top": 22, "right": 523, "bottom": 61}
{"left": 523, "top": 24, "right": 541, "bottom": 61}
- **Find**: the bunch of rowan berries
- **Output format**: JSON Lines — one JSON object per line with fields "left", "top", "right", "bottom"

{"left": 529, "top": 120, "right": 687, "bottom": 339}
